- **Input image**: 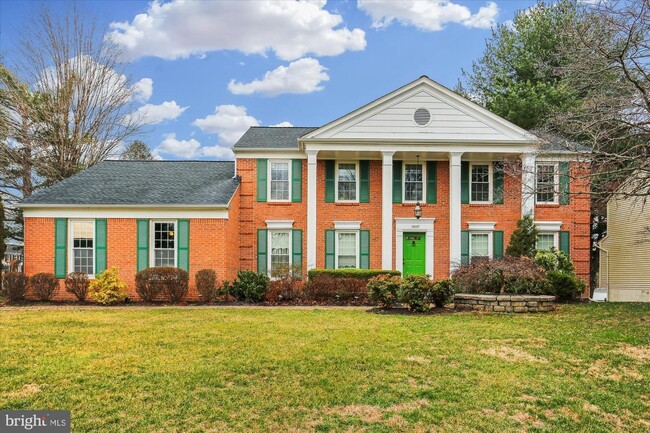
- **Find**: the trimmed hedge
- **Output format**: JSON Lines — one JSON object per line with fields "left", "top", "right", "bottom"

{"left": 2, "top": 272, "right": 27, "bottom": 302}
{"left": 30, "top": 273, "right": 59, "bottom": 301}
{"left": 135, "top": 267, "right": 189, "bottom": 303}
{"left": 307, "top": 269, "right": 400, "bottom": 279}
{"left": 305, "top": 269, "right": 401, "bottom": 305}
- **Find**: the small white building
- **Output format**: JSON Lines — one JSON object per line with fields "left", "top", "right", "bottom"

{"left": 598, "top": 189, "right": 650, "bottom": 302}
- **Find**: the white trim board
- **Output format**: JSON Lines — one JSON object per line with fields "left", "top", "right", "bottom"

{"left": 395, "top": 218, "right": 435, "bottom": 278}
{"left": 23, "top": 207, "right": 230, "bottom": 219}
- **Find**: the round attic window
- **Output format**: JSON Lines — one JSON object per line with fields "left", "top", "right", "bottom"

{"left": 413, "top": 108, "right": 431, "bottom": 126}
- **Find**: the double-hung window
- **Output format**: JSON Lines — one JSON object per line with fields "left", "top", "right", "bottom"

{"left": 70, "top": 220, "right": 94, "bottom": 275}
{"left": 536, "top": 233, "right": 558, "bottom": 251}
{"left": 336, "top": 162, "right": 358, "bottom": 202}
{"left": 269, "top": 231, "right": 291, "bottom": 274}
{"left": 269, "top": 160, "right": 290, "bottom": 201}
{"left": 470, "top": 232, "right": 491, "bottom": 260}
{"left": 336, "top": 231, "right": 358, "bottom": 269}
{"left": 152, "top": 221, "right": 176, "bottom": 267}
{"left": 404, "top": 163, "right": 424, "bottom": 202}
{"left": 470, "top": 163, "right": 491, "bottom": 203}
{"left": 536, "top": 164, "right": 558, "bottom": 203}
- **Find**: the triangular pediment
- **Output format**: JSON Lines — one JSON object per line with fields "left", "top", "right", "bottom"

{"left": 303, "top": 76, "right": 536, "bottom": 143}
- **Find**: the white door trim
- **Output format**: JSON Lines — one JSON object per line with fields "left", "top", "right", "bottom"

{"left": 395, "top": 218, "right": 435, "bottom": 278}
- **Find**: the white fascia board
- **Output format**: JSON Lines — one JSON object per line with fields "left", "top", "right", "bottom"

{"left": 467, "top": 222, "right": 497, "bottom": 231}
{"left": 303, "top": 142, "right": 536, "bottom": 155}
{"left": 333, "top": 221, "right": 362, "bottom": 230}
{"left": 234, "top": 149, "right": 306, "bottom": 159}
{"left": 266, "top": 220, "right": 294, "bottom": 229}
{"left": 535, "top": 221, "right": 563, "bottom": 232}
{"left": 22, "top": 207, "right": 230, "bottom": 219}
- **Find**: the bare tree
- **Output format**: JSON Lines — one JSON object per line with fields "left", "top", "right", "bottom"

{"left": 0, "top": 4, "right": 141, "bottom": 241}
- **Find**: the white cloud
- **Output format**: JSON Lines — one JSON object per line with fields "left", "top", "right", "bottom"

{"left": 271, "top": 121, "right": 294, "bottom": 127}
{"left": 358, "top": 0, "right": 498, "bottom": 31}
{"left": 228, "top": 58, "right": 329, "bottom": 96}
{"left": 106, "top": 0, "right": 366, "bottom": 61}
{"left": 124, "top": 100, "right": 188, "bottom": 126}
{"left": 202, "top": 145, "right": 235, "bottom": 160}
{"left": 155, "top": 133, "right": 201, "bottom": 159}
{"left": 132, "top": 78, "right": 153, "bottom": 102}
{"left": 193, "top": 105, "right": 260, "bottom": 145}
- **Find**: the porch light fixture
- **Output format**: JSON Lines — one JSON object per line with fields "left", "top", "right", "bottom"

{"left": 414, "top": 154, "right": 422, "bottom": 219}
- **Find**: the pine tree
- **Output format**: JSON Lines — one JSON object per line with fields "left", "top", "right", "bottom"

{"left": 506, "top": 215, "right": 539, "bottom": 258}
{"left": 121, "top": 140, "right": 153, "bottom": 160}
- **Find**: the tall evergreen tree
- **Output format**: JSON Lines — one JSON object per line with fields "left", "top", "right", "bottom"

{"left": 121, "top": 140, "right": 153, "bottom": 160}
{"left": 506, "top": 215, "right": 539, "bottom": 258}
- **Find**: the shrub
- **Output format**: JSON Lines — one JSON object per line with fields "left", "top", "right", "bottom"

{"left": 398, "top": 274, "right": 434, "bottom": 312}
{"left": 30, "top": 273, "right": 59, "bottom": 301}
{"left": 367, "top": 274, "right": 402, "bottom": 308}
{"left": 305, "top": 269, "right": 400, "bottom": 305}
{"left": 453, "top": 257, "right": 548, "bottom": 295}
{"left": 535, "top": 249, "right": 574, "bottom": 273}
{"left": 2, "top": 271, "right": 27, "bottom": 302}
{"left": 307, "top": 269, "right": 400, "bottom": 279}
{"left": 196, "top": 269, "right": 219, "bottom": 303}
{"left": 88, "top": 267, "right": 128, "bottom": 305}
{"left": 506, "top": 215, "right": 539, "bottom": 258}
{"left": 430, "top": 278, "right": 456, "bottom": 308}
{"left": 65, "top": 272, "right": 89, "bottom": 301}
{"left": 228, "top": 270, "right": 269, "bottom": 303}
{"left": 546, "top": 270, "right": 587, "bottom": 301}
{"left": 135, "top": 267, "right": 188, "bottom": 303}
{"left": 266, "top": 265, "right": 303, "bottom": 305}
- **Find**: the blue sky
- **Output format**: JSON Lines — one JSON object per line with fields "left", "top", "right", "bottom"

{"left": 0, "top": 0, "right": 536, "bottom": 160}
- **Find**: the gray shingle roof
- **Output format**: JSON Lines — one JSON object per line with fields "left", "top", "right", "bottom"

{"left": 21, "top": 161, "right": 239, "bottom": 206}
{"left": 233, "top": 126, "right": 317, "bottom": 149}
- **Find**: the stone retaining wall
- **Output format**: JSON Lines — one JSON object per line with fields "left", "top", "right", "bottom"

{"left": 453, "top": 293, "right": 556, "bottom": 313}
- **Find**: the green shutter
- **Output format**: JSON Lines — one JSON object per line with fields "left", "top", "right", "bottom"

{"left": 461, "top": 161, "right": 470, "bottom": 204}
{"left": 136, "top": 219, "right": 149, "bottom": 272}
{"left": 325, "top": 160, "right": 335, "bottom": 203}
{"left": 54, "top": 218, "right": 67, "bottom": 278}
{"left": 325, "top": 229, "right": 335, "bottom": 269}
{"left": 177, "top": 220, "right": 189, "bottom": 272}
{"left": 560, "top": 162, "right": 570, "bottom": 205}
{"left": 493, "top": 230, "right": 504, "bottom": 259}
{"left": 393, "top": 160, "right": 402, "bottom": 203}
{"left": 461, "top": 230, "right": 469, "bottom": 266}
{"left": 359, "top": 160, "right": 370, "bottom": 203}
{"left": 292, "top": 229, "right": 303, "bottom": 278}
{"left": 426, "top": 161, "right": 437, "bottom": 204}
{"left": 257, "top": 159, "right": 268, "bottom": 202}
{"left": 493, "top": 161, "right": 504, "bottom": 204}
{"left": 257, "top": 229, "right": 268, "bottom": 274}
{"left": 291, "top": 159, "right": 302, "bottom": 202}
{"left": 360, "top": 230, "right": 370, "bottom": 270}
{"left": 559, "top": 231, "right": 570, "bottom": 257}
{"left": 95, "top": 219, "right": 107, "bottom": 274}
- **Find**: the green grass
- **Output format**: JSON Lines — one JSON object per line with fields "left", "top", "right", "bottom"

{"left": 1, "top": 304, "right": 649, "bottom": 432}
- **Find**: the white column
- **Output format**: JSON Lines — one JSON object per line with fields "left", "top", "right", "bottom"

{"left": 521, "top": 153, "right": 536, "bottom": 217}
{"left": 449, "top": 152, "right": 463, "bottom": 271}
{"left": 306, "top": 149, "right": 318, "bottom": 271}
{"left": 381, "top": 151, "right": 395, "bottom": 270}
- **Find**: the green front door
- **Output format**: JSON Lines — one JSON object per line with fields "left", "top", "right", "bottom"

{"left": 403, "top": 232, "right": 426, "bottom": 276}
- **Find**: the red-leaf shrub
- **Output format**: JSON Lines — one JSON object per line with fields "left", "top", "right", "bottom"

{"left": 452, "top": 257, "right": 548, "bottom": 295}
{"left": 265, "top": 265, "right": 303, "bottom": 305}
{"left": 30, "top": 273, "right": 59, "bottom": 301}
{"left": 2, "top": 272, "right": 27, "bottom": 302}
{"left": 136, "top": 267, "right": 189, "bottom": 303}
{"left": 196, "top": 269, "right": 219, "bottom": 303}
{"left": 65, "top": 272, "right": 89, "bottom": 301}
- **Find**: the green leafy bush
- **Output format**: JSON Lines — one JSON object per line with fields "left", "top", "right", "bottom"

{"left": 453, "top": 257, "right": 548, "bottom": 295}
{"left": 30, "top": 273, "right": 59, "bottom": 301}
{"left": 2, "top": 271, "right": 27, "bottom": 302}
{"left": 305, "top": 269, "right": 400, "bottom": 305}
{"left": 398, "top": 274, "right": 434, "bottom": 312}
{"left": 227, "top": 270, "right": 269, "bottom": 303}
{"left": 307, "top": 269, "right": 400, "bottom": 279}
{"left": 535, "top": 249, "right": 574, "bottom": 273}
{"left": 88, "top": 267, "right": 128, "bottom": 305}
{"left": 65, "top": 272, "right": 89, "bottom": 301}
{"left": 546, "top": 270, "right": 587, "bottom": 301}
{"left": 367, "top": 274, "right": 402, "bottom": 308}
{"left": 430, "top": 278, "right": 457, "bottom": 307}
{"left": 196, "top": 269, "right": 219, "bottom": 303}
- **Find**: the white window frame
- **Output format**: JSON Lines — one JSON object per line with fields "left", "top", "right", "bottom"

{"left": 268, "top": 159, "right": 291, "bottom": 203}
{"left": 536, "top": 232, "right": 559, "bottom": 251}
{"left": 535, "top": 163, "right": 559, "bottom": 204}
{"left": 68, "top": 219, "right": 96, "bottom": 277}
{"left": 469, "top": 162, "right": 493, "bottom": 204}
{"left": 335, "top": 161, "right": 360, "bottom": 203}
{"left": 402, "top": 161, "right": 427, "bottom": 203}
{"left": 267, "top": 230, "right": 292, "bottom": 276}
{"left": 469, "top": 231, "right": 493, "bottom": 259}
{"left": 335, "top": 230, "right": 360, "bottom": 269}
{"left": 150, "top": 220, "right": 177, "bottom": 268}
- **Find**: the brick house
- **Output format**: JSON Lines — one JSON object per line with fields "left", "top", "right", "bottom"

{"left": 20, "top": 76, "right": 590, "bottom": 300}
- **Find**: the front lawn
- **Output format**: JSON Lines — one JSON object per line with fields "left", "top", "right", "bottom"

{"left": 1, "top": 304, "right": 648, "bottom": 432}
